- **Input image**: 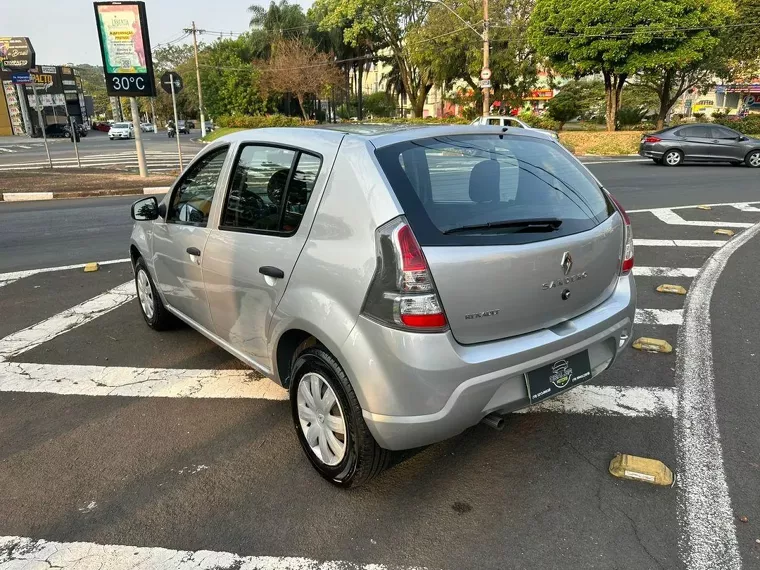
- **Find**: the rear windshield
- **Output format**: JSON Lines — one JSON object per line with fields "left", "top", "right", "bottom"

{"left": 374, "top": 134, "right": 613, "bottom": 246}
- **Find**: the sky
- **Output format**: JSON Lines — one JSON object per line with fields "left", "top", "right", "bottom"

{"left": 5, "top": 0, "right": 314, "bottom": 66}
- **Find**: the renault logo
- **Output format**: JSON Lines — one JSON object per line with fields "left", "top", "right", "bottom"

{"left": 561, "top": 252, "right": 573, "bottom": 275}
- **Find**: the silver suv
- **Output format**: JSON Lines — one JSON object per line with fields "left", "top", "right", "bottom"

{"left": 129, "top": 125, "right": 636, "bottom": 487}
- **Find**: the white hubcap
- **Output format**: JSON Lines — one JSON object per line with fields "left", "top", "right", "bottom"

{"left": 750, "top": 153, "right": 760, "bottom": 167}
{"left": 666, "top": 152, "right": 681, "bottom": 165}
{"left": 137, "top": 269, "right": 155, "bottom": 320}
{"left": 297, "top": 372, "right": 347, "bottom": 466}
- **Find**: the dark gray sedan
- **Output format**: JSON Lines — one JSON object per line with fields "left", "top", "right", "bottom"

{"left": 639, "top": 123, "right": 760, "bottom": 167}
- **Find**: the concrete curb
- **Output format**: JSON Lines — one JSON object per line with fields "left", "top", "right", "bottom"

{"left": 1, "top": 187, "right": 170, "bottom": 202}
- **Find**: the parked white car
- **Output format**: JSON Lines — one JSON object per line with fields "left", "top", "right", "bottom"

{"left": 109, "top": 122, "right": 134, "bottom": 140}
{"left": 140, "top": 123, "right": 155, "bottom": 132}
{"left": 471, "top": 116, "right": 559, "bottom": 141}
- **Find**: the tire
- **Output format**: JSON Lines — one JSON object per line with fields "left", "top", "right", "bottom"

{"left": 746, "top": 150, "right": 760, "bottom": 168}
{"left": 663, "top": 149, "right": 683, "bottom": 166}
{"left": 134, "top": 257, "right": 175, "bottom": 330}
{"left": 290, "top": 345, "right": 391, "bottom": 488}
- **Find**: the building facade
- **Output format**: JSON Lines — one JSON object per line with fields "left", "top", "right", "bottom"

{"left": 0, "top": 65, "right": 88, "bottom": 136}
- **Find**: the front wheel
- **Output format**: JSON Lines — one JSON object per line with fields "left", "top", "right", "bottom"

{"left": 746, "top": 150, "right": 760, "bottom": 168}
{"left": 663, "top": 149, "right": 683, "bottom": 166}
{"left": 290, "top": 346, "right": 391, "bottom": 488}
{"left": 134, "top": 257, "right": 175, "bottom": 330}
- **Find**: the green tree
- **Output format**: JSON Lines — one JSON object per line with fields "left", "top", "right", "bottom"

{"left": 545, "top": 89, "right": 581, "bottom": 130}
{"left": 248, "top": 0, "right": 310, "bottom": 59}
{"left": 363, "top": 91, "right": 396, "bottom": 116}
{"left": 73, "top": 63, "right": 109, "bottom": 117}
{"left": 720, "top": 0, "right": 760, "bottom": 83}
{"left": 314, "top": 0, "right": 434, "bottom": 117}
{"left": 529, "top": 0, "right": 735, "bottom": 131}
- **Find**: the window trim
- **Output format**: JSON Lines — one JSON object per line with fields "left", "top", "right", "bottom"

{"left": 217, "top": 142, "right": 323, "bottom": 237}
{"left": 165, "top": 144, "right": 230, "bottom": 228}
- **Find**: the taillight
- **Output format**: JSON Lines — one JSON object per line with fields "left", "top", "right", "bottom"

{"left": 362, "top": 217, "right": 448, "bottom": 332}
{"left": 643, "top": 136, "right": 661, "bottom": 143}
{"left": 607, "top": 193, "right": 634, "bottom": 275}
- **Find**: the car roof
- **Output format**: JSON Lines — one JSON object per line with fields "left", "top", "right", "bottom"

{"left": 215, "top": 124, "right": 554, "bottom": 150}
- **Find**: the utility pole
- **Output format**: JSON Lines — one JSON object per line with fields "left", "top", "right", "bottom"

{"left": 185, "top": 21, "right": 207, "bottom": 138}
{"left": 482, "top": 0, "right": 490, "bottom": 117}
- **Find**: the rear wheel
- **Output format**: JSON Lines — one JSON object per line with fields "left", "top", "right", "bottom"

{"left": 663, "top": 149, "right": 683, "bottom": 166}
{"left": 290, "top": 345, "right": 391, "bottom": 488}
{"left": 746, "top": 150, "right": 760, "bottom": 168}
{"left": 134, "top": 257, "right": 175, "bottom": 330}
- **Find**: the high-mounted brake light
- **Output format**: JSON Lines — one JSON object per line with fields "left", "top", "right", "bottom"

{"left": 608, "top": 193, "right": 634, "bottom": 275}
{"left": 644, "top": 136, "right": 662, "bottom": 143}
{"left": 362, "top": 217, "right": 448, "bottom": 332}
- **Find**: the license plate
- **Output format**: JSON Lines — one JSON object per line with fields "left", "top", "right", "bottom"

{"left": 527, "top": 351, "right": 592, "bottom": 404}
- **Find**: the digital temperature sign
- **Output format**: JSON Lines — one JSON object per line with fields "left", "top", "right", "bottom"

{"left": 94, "top": 1, "right": 156, "bottom": 97}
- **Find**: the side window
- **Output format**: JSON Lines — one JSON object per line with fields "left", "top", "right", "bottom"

{"left": 167, "top": 146, "right": 229, "bottom": 226}
{"left": 678, "top": 126, "right": 709, "bottom": 138}
{"left": 487, "top": 118, "right": 501, "bottom": 126}
{"left": 711, "top": 126, "right": 738, "bottom": 139}
{"left": 221, "top": 145, "right": 321, "bottom": 235}
{"left": 504, "top": 118, "right": 523, "bottom": 128}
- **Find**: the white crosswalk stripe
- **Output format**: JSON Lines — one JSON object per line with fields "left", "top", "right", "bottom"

{"left": 633, "top": 266, "right": 699, "bottom": 278}
{"left": 649, "top": 208, "right": 753, "bottom": 228}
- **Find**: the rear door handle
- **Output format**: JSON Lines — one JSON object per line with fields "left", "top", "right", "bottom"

{"left": 259, "top": 266, "right": 284, "bottom": 279}
{"left": 186, "top": 247, "right": 201, "bottom": 256}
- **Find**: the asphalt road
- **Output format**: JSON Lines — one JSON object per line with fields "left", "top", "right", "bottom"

{"left": 1, "top": 164, "right": 760, "bottom": 569}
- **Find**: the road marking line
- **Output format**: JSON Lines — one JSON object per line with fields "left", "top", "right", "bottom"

{"left": 633, "top": 266, "right": 699, "bottom": 278}
{"left": 650, "top": 208, "right": 753, "bottom": 228}
{"left": 517, "top": 385, "right": 675, "bottom": 417}
{"left": 0, "top": 147, "right": 14, "bottom": 153}
{"left": 635, "top": 308, "right": 683, "bottom": 326}
{"left": 732, "top": 202, "right": 760, "bottom": 212}
{"left": 0, "top": 361, "right": 288, "bottom": 400}
{"left": 673, "top": 222, "right": 760, "bottom": 569}
{"left": 0, "top": 258, "right": 129, "bottom": 288}
{"left": 580, "top": 158, "right": 650, "bottom": 165}
{"left": 0, "top": 281, "right": 134, "bottom": 361}
{"left": 17, "top": 145, "right": 31, "bottom": 149}
{"left": 0, "top": 535, "right": 429, "bottom": 570}
{"left": 633, "top": 239, "right": 726, "bottom": 248}
{"left": 0, "top": 361, "right": 672, "bottom": 418}
{"left": 629, "top": 201, "right": 760, "bottom": 214}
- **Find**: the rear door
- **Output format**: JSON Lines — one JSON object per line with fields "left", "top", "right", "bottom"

{"left": 202, "top": 144, "right": 322, "bottom": 365}
{"left": 676, "top": 126, "right": 714, "bottom": 160}
{"left": 375, "top": 133, "right": 621, "bottom": 345}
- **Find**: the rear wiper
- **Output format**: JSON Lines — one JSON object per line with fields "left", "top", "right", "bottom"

{"left": 443, "top": 218, "right": 562, "bottom": 235}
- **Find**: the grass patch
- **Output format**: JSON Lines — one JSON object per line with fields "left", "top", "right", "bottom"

{"left": 201, "top": 127, "right": 247, "bottom": 143}
{"left": 559, "top": 131, "right": 642, "bottom": 156}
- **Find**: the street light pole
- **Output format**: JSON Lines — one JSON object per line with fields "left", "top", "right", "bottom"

{"left": 482, "top": 0, "right": 490, "bottom": 117}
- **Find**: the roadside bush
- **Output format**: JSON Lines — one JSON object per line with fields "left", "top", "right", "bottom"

{"left": 693, "top": 112, "right": 706, "bottom": 120}
{"left": 216, "top": 114, "right": 316, "bottom": 128}
{"left": 461, "top": 105, "right": 480, "bottom": 121}
{"left": 363, "top": 92, "right": 397, "bottom": 118}
{"left": 712, "top": 114, "right": 760, "bottom": 134}
{"left": 617, "top": 106, "right": 648, "bottom": 125}
{"left": 363, "top": 116, "right": 471, "bottom": 125}
{"left": 517, "top": 112, "right": 560, "bottom": 131}
{"left": 620, "top": 121, "right": 656, "bottom": 132}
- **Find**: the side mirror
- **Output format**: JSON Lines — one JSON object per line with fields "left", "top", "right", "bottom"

{"left": 739, "top": 135, "right": 749, "bottom": 142}
{"left": 131, "top": 196, "right": 159, "bottom": 221}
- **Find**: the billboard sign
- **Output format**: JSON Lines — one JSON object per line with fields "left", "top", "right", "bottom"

{"left": 94, "top": 1, "right": 156, "bottom": 97}
{"left": 11, "top": 72, "right": 32, "bottom": 84}
{"left": 0, "top": 37, "right": 35, "bottom": 70}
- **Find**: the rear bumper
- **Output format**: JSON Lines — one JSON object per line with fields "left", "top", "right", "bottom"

{"left": 638, "top": 143, "right": 663, "bottom": 158}
{"left": 343, "top": 274, "right": 636, "bottom": 450}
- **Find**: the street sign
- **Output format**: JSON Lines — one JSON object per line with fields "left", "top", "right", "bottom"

{"left": 479, "top": 79, "right": 492, "bottom": 88}
{"left": 480, "top": 68, "right": 491, "bottom": 80}
{"left": 94, "top": 2, "right": 156, "bottom": 97}
{"left": 11, "top": 72, "right": 32, "bottom": 84}
{"left": 160, "top": 72, "right": 184, "bottom": 94}
{"left": 0, "top": 37, "right": 35, "bottom": 71}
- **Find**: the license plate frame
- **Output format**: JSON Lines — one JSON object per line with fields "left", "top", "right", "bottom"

{"left": 526, "top": 350, "right": 592, "bottom": 404}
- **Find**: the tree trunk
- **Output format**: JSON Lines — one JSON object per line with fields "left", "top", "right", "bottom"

{"left": 296, "top": 93, "right": 307, "bottom": 120}
{"left": 603, "top": 71, "right": 626, "bottom": 131}
{"left": 357, "top": 63, "right": 363, "bottom": 120}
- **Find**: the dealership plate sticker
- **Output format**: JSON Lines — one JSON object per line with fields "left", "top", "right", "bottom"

{"left": 527, "top": 351, "right": 592, "bottom": 403}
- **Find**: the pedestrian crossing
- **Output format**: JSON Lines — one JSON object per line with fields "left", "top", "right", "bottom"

{"left": 0, "top": 150, "right": 188, "bottom": 172}
{"left": 0, "top": 200, "right": 759, "bottom": 570}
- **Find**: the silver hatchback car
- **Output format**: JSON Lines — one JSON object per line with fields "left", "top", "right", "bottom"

{"left": 129, "top": 125, "right": 636, "bottom": 487}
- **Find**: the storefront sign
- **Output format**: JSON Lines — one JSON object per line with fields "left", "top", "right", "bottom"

{"left": 40, "top": 65, "right": 57, "bottom": 74}
{"left": 526, "top": 89, "right": 554, "bottom": 100}
{"left": 0, "top": 37, "right": 35, "bottom": 71}
{"left": 3, "top": 80, "right": 25, "bottom": 134}
{"left": 11, "top": 72, "right": 32, "bottom": 84}
{"left": 94, "top": 1, "right": 156, "bottom": 97}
